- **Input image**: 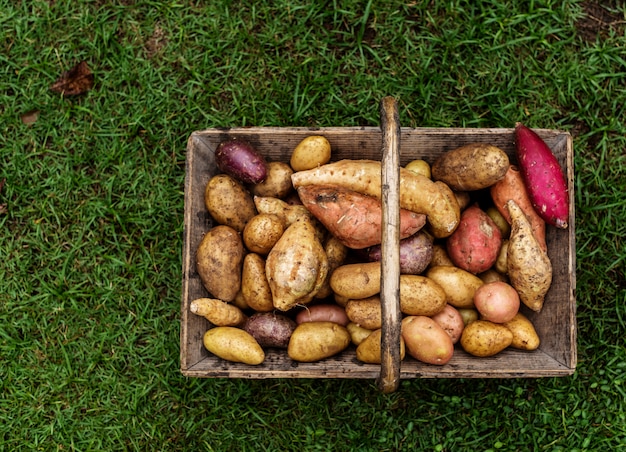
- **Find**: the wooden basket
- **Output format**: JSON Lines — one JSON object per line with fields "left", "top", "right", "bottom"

{"left": 181, "top": 99, "right": 576, "bottom": 391}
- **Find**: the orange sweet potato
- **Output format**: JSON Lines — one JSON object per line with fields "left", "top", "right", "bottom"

{"left": 490, "top": 165, "right": 547, "bottom": 252}
{"left": 297, "top": 184, "right": 426, "bottom": 249}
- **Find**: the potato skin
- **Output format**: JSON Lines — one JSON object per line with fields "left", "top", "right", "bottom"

{"left": 431, "top": 304, "right": 465, "bottom": 344}
{"left": 330, "top": 262, "right": 381, "bottom": 300}
{"left": 196, "top": 225, "right": 243, "bottom": 302}
{"left": 446, "top": 204, "right": 502, "bottom": 274}
{"left": 431, "top": 143, "right": 509, "bottom": 191}
{"left": 252, "top": 161, "right": 294, "bottom": 199}
{"left": 243, "top": 312, "right": 297, "bottom": 349}
{"left": 296, "top": 304, "right": 349, "bottom": 326}
{"left": 460, "top": 320, "right": 513, "bottom": 357}
{"left": 290, "top": 136, "right": 331, "bottom": 171}
{"left": 399, "top": 275, "right": 447, "bottom": 316}
{"left": 401, "top": 316, "right": 454, "bottom": 365}
{"left": 287, "top": 321, "right": 350, "bottom": 362}
{"left": 356, "top": 328, "right": 406, "bottom": 364}
{"left": 189, "top": 298, "right": 246, "bottom": 327}
{"left": 474, "top": 281, "right": 520, "bottom": 324}
{"left": 426, "top": 265, "right": 484, "bottom": 309}
{"left": 203, "top": 327, "right": 265, "bottom": 365}
{"left": 241, "top": 253, "right": 274, "bottom": 312}
{"left": 344, "top": 296, "right": 382, "bottom": 330}
{"left": 346, "top": 322, "right": 374, "bottom": 346}
{"left": 503, "top": 312, "right": 540, "bottom": 350}
{"left": 368, "top": 231, "right": 433, "bottom": 275}
{"left": 204, "top": 174, "right": 257, "bottom": 232}
{"left": 215, "top": 139, "right": 268, "bottom": 185}
{"left": 243, "top": 213, "right": 285, "bottom": 255}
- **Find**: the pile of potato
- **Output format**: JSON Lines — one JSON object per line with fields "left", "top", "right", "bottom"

{"left": 193, "top": 134, "right": 557, "bottom": 366}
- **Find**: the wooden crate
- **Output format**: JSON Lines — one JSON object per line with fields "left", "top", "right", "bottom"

{"left": 181, "top": 125, "right": 576, "bottom": 380}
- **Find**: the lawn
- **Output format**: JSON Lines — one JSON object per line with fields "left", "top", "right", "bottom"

{"left": 1, "top": 0, "right": 625, "bottom": 450}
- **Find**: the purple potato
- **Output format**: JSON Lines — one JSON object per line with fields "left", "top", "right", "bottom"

{"left": 243, "top": 312, "right": 297, "bottom": 349}
{"left": 215, "top": 139, "right": 268, "bottom": 184}
{"left": 367, "top": 231, "right": 434, "bottom": 275}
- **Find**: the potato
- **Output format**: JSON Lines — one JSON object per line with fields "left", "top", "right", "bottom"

{"left": 243, "top": 213, "right": 285, "bottom": 255}
{"left": 231, "top": 289, "right": 249, "bottom": 311}
{"left": 344, "top": 296, "right": 382, "bottom": 330}
{"left": 473, "top": 281, "right": 520, "bottom": 323}
{"left": 315, "top": 235, "right": 349, "bottom": 299}
{"left": 405, "top": 159, "right": 431, "bottom": 179}
{"left": 478, "top": 269, "right": 508, "bottom": 284}
{"left": 429, "top": 243, "right": 455, "bottom": 268}
{"left": 296, "top": 303, "right": 349, "bottom": 326}
{"left": 243, "top": 312, "right": 297, "bottom": 349}
{"left": 426, "top": 265, "right": 483, "bottom": 309}
{"left": 458, "top": 308, "right": 479, "bottom": 326}
{"left": 241, "top": 253, "right": 274, "bottom": 312}
{"left": 215, "top": 138, "right": 268, "bottom": 185}
{"left": 266, "top": 217, "right": 329, "bottom": 311}
{"left": 401, "top": 316, "right": 454, "bottom": 365}
{"left": 290, "top": 135, "right": 331, "bottom": 171}
{"left": 346, "top": 322, "right": 374, "bottom": 346}
{"left": 486, "top": 206, "right": 511, "bottom": 239}
{"left": 431, "top": 143, "right": 509, "bottom": 191}
{"left": 446, "top": 204, "right": 502, "bottom": 274}
{"left": 189, "top": 298, "right": 246, "bottom": 327}
{"left": 203, "top": 327, "right": 265, "bottom": 365}
{"left": 368, "top": 231, "right": 433, "bottom": 275}
{"left": 330, "top": 262, "right": 381, "bottom": 300}
{"left": 399, "top": 275, "right": 447, "bottom": 316}
{"left": 460, "top": 320, "right": 513, "bottom": 357}
{"left": 454, "top": 191, "right": 471, "bottom": 211}
{"left": 196, "top": 225, "right": 243, "bottom": 302}
{"left": 356, "top": 328, "right": 406, "bottom": 364}
{"left": 204, "top": 174, "right": 257, "bottom": 232}
{"left": 431, "top": 304, "right": 465, "bottom": 344}
{"left": 287, "top": 321, "right": 350, "bottom": 362}
{"left": 494, "top": 239, "right": 509, "bottom": 275}
{"left": 502, "top": 312, "right": 540, "bottom": 351}
{"left": 252, "top": 161, "right": 294, "bottom": 199}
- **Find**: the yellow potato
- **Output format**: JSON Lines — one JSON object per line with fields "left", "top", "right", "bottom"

{"left": 203, "top": 327, "right": 265, "bottom": 365}
{"left": 287, "top": 321, "right": 350, "bottom": 362}
{"left": 426, "top": 265, "right": 484, "bottom": 309}
{"left": 189, "top": 298, "right": 246, "bottom": 327}
{"left": 478, "top": 269, "right": 509, "bottom": 284}
{"left": 399, "top": 275, "right": 447, "bottom": 316}
{"left": 243, "top": 213, "right": 285, "bottom": 255}
{"left": 315, "top": 235, "right": 349, "bottom": 299}
{"left": 460, "top": 320, "right": 513, "bottom": 357}
{"left": 486, "top": 206, "right": 511, "bottom": 238}
{"left": 346, "top": 322, "right": 374, "bottom": 346}
{"left": 405, "top": 159, "right": 431, "bottom": 179}
{"left": 252, "top": 161, "right": 294, "bottom": 199}
{"left": 290, "top": 135, "right": 331, "bottom": 171}
{"left": 429, "top": 244, "right": 455, "bottom": 268}
{"left": 344, "top": 296, "right": 382, "bottom": 330}
{"left": 196, "top": 225, "right": 243, "bottom": 302}
{"left": 241, "top": 253, "right": 274, "bottom": 312}
{"left": 204, "top": 174, "right": 257, "bottom": 232}
{"left": 503, "top": 313, "right": 540, "bottom": 350}
{"left": 458, "top": 308, "right": 479, "bottom": 326}
{"left": 454, "top": 191, "right": 471, "bottom": 211}
{"left": 401, "top": 315, "right": 454, "bottom": 365}
{"left": 495, "top": 239, "right": 509, "bottom": 275}
{"left": 329, "top": 262, "right": 381, "bottom": 300}
{"left": 431, "top": 143, "right": 510, "bottom": 191}
{"left": 356, "top": 328, "right": 406, "bottom": 364}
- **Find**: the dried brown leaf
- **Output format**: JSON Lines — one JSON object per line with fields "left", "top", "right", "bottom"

{"left": 50, "top": 61, "right": 94, "bottom": 96}
{"left": 21, "top": 109, "right": 40, "bottom": 125}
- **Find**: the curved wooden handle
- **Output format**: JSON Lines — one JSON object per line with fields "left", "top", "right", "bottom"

{"left": 376, "top": 96, "right": 402, "bottom": 394}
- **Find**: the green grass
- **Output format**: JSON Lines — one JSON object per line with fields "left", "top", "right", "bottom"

{"left": 1, "top": 0, "right": 625, "bottom": 450}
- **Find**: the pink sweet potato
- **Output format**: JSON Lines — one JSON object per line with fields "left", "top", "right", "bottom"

{"left": 490, "top": 164, "right": 547, "bottom": 252}
{"left": 296, "top": 184, "right": 426, "bottom": 249}
{"left": 515, "top": 123, "right": 569, "bottom": 229}
{"left": 446, "top": 204, "right": 502, "bottom": 274}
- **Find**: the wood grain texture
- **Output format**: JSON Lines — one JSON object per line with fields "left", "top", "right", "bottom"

{"left": 181, "top": 126, "right": 576, "bottom": 380}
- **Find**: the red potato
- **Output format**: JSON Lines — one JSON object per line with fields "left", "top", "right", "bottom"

{"left": 446, "top": 204, "right": 502, "bottom": 274}
{"left": 367, "top": 231, "right": 433, "bottom": 275}
{"left": 473, "top": 281, "right": 520, "bottom": 323}
{"left": 296, "top": 184, "right": 426, "bottom": 249}
{"left": 215, "top": 138, "right": 268, "bottom": 184}
{"left": 515, "top": 123, "right": 569, "bottom": 229}
{"left": 431, "top": 304, "right": 465, "bottom": 344}
{"left": 296, "top": 304, "right": 350, "bottom": 326}
{"left": 243, "top": 312, "right": 297, "bottom": 349}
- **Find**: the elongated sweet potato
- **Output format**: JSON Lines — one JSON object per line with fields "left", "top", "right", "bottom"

{"left": 296, "top": 184, "right": 426, "bottom": 249}
{"left": 506, "top": 200, "right": 552, "bottom": 312}
{"left": 515, "top": 123, "right": 569, "bottom": 229}
{"left": 490, "top": 165, "right": 547, "bottom": 252}
{"left": 291, "top": 159, "right": 460, "bottom": 238}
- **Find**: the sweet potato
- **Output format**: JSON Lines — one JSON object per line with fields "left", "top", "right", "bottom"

{"left": 506, "top": 200, "right": 552, "bottom": 312}
{"left": 291, "top": 159, "right": 460, "bottom": 238}
{"left": 490, "top": 164, "right": 547, "bottom": 252}
{"left": 515, "top": 123, "right": 569, "bottom": 229}
{"left": 297, "top": 184, "right": 426, "bottom": 249}
{"left": 215, "top": 138, "right": 267, "bottom": 184}
{"left": 446, "top": 204, "right": 502, "bottom": 274}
